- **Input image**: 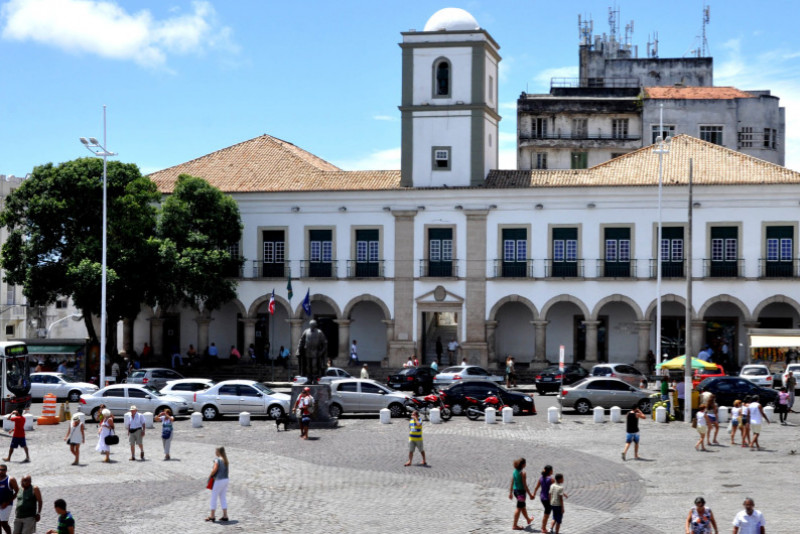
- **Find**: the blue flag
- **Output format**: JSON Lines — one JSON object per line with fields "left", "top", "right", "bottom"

{"left": 302, "top": 289, "right": 311, "bottom": 317}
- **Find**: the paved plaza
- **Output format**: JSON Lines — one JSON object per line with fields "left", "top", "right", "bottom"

{"left": 4, "top": 395, "right": 797, "bottom": 533}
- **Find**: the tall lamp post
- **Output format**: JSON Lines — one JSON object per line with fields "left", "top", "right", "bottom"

{"left": 80, "top": 105, "right": 116, "bottom": 387}
{"left": 653, "top": 103, "right": 671, "bottom": 370}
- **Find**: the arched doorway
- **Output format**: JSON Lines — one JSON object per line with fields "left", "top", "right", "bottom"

{"left": 699, "top": 299, "right": 747, "bottom": 370}
{"left": 542, "top": 299, "right": 590, "bottom": 364}
{"left": 493, "top": 302, "right": 535, "bottom": 364}
{"left": 348, "top": 301, "right": 388, "bottom": 363}
{"left": 593, "top": 300, "right": 640, "bottom": 364}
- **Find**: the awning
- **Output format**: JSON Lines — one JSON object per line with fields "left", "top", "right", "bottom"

{"left": 748, "top": 329, "right": 800, "bottom": 348}
{"left": 25, "top": 344, "right": 84, "bottom": 355}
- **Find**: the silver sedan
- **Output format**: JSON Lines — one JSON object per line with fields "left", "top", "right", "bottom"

{"left": 432, "top": 365, "right": 504, "bottom": 387}
{"left": 558, "top": 377, "right": 652, "bottom": 415}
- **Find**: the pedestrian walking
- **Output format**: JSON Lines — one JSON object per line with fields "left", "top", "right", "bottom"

{"left": 730, "top": 400, "right": 742, "bottom": 445}
{"left": 404, "top": 410, "right": 427, "bottom": 467}
{"left": 622, "top": 407, "right": 646, "bottom": 460}
{"left": 431, "top": 359, "right": 439, "bottom": 373}
{"left": 155, "top": 408, "right": 174, "bottom": 460}
{"left": 447, "top": 338, "right": 458, "bottom": 365}
{"left": 171, "top": 346, "right": 183, "bottom": 369}
{"left": 747, "top": 396, "right": 769, "bottom": 450}
{"left": 350, "top": 340, "right": 359, "bottom": 366}
{"left": 676, "top": 379, "right": 686, "bottom": 420}
{"left": 111, "top": 361, "right": 120, "bottom": 382}
{"left": 685, "top": 496, "right": 718, "bottom": 534}
{"left": 660, "top": 376, "right": 671, "bottom": 422}
{"left": 360, "top": 363, "right": 369, "bottom": 379}
{"left": 293, "top": 388, "right": 314, "bottom": 440}
{"left": 786, "top": 371, "right": 796, "bottom": 411}
{"left": 694, "top": 404, "right": 710, "bottom": 452}
{"left": 740, "top": 396, "right": 751, "bottom": 447}
{"left": 506, "top": 356, "right": 517, "bottom": 388}
{"left": 531, "top": 464, "right": 554, "bottom": 534}
{"left": 0, "top": 465, "right": 18, "bottom": 534}
{"left": 435, "top": 337, "right": 443, "bottom": 364}
{"left": 548, "top": 473, "right": 568, "bottom": 534}
{"left": 63, "top": 415, "right": 84, "bottom": 466}
{"left": 12, "top": 475, "right": 42, "bottom": 534}
{"left": 206, "top": 447, "right": 229, "bottom": 523}
{"left": 126, "top": 405, "right": 146, "bottom": 461}
{"left": 44, "top": 499, "right": 73, "bottom": 534}
{"left": 508, "top": 458, "right": 534, "bottom": 531}
{"left": 777, "top": 387, "right": 789, "bottom": 424}
{"left": 3, "top": 411, "right": 30, "bottom": 463}
{"left": 95, "top": 410, "right": 114, "bottom": 463}
{"left": 731, "top": 497, "right": 765, "bottom": 534}
{"left": 705, "top": 393, "right": 720, "bottom": 446}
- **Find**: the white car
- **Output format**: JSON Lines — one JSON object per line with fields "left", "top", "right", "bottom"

{"left": 159, "top": 378, "right": 215, "bottom": 403}
{"left": 77, "top": 384, "right": 191, "bottom": 422}
{"left": 193, "top": 380, "right": 290, "bottom": 420}
{"left": 432, "top": 365, "right": 504, "bottom": 387}
{"left": 293, "top": 367, "right": 353, "bottom": 385}
{"left": 781, "top": 363, "right": 800, "bottom": 393}
{"left": 30, "top": 372, "right": 98, "bottom": 402}
{"left": 328, "top": 379, "right": 409, "bottom": 418}
{"left": 739, "top": 364, "right": 773, "bottom": 388}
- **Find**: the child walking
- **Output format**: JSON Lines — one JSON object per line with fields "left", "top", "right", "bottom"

{"left": 548, "top": 473, "right": 568, "bottom": 534}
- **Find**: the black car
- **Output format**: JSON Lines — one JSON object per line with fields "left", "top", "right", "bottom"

{"left": 535, "top": 364, "right": 589, "bottom": 394}
{"left": 696, "top": 376, "right": 779, "bottom": 408}
{"left": 442, "top": 380, "right": 536, "bottom": 416}
{"left": 386, "top": 366, "right": 436, "bottom": 395}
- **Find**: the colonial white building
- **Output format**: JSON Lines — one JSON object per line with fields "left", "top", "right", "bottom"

{"left": 141, "top": 8, "right": 800, "bottom": 372}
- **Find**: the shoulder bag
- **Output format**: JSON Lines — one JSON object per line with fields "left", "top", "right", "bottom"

{"left": 104, "top": 427, "right": 119, "bottom": 446}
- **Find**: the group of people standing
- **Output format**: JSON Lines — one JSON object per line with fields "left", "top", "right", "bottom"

{"left": 694, "top": 394, "right": 770, "bottom": 452}
{"left": 508, "top": 461, "right": 566, "bottom": 533}
{"left": 0, "top": 459, "right": 73, "bottom": 533}
{"left": 685, "top": 496, "right": 766, "bottom": 534}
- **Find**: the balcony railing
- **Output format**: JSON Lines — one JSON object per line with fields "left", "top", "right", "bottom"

{"left": 759, "top": 259, "right": 800, "bottom": 278}
{"left": 346, "top": 260, "right": 385, "bottom": 278}
{"left": 596, "top": 259, "right": 638, "bottom": 278}
{"left": 519, "top": 132, "right": 641, "bottom": 141}
{"left": 419, "top": 259, "right": 459, "bottom": 278}
{"left": 649, "top": 259, "right": 685, "bottom": 278}
{"left": 492, "top": 259, "right": 534, "bottom": 278}
{"left": 251, "top": 261, "right": 291, "bottom": 279}
{"left": 550, "top": 76, "right": 639, "bottom": 89}
{"left": 545, "top": 259, "right": 584, "bottom": 278}
{"left": 702, "top": 259, "right": 744, "bottom": 278}
{"left": 300, "top": 260, "right": 338, "bottom": 278}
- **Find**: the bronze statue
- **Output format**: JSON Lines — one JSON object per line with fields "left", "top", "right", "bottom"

{"left": 296, "top": 320, "right": 328, "bottom": 380}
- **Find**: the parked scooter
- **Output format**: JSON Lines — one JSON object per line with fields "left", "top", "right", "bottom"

{"left": 404, "top": 389, "right": 452, "bottom": 421}
{"left": 464, "top": 394, "right": 507, "bottom": 420}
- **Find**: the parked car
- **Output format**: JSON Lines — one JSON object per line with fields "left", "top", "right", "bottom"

{"left": 77, "top": 384, "right": 191, "bottom": 422}
{"left": 159, "top": 378, "right": 215, "bottom": 403}
{"left": 738, "top": 364, "right": 773, "bottom": 388}
{"left": 328, "top": 379, "right": 409, "bottom": 418}
{"left": 782, "top": 363, "right": 800, "bottom": 393}
{"left": 386, "top": 366, "right": 437, "bottom": 395}
{"left": 534, "top": 364, "right": 589, "bottom": 395}
{"left": 126, "top": 368, "right": 185, "bottom": 390}
{"left": 193, "top": 380, "right": 290, "bottom": 420}
{"left": 293, "top": 367, "right": 353, "bottom": 385}
{"left": 696, "top": 376, "right": 778, "bottom": 407}
{"left": 558, "top": 377, "right": 652, "bottom": 415}
{"left": 432, "top": 365, "right": 503, "bottom": 387}
{"left": 591, "top": 363, "right": 647, "bottom": 387}
{"left": 30, "top": 372, "right": 98, "bottom": 402}
{"left": 442, "top": 380, "right": 536, "bottom": 416}
{"left": 691, "top": 364, "right": 726, "bottom": 388}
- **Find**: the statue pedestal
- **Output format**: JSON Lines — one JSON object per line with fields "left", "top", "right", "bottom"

{"left": 289, "top": 385, "right": 338, "bottom": 429}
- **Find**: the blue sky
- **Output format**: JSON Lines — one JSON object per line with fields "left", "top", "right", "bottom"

{"left": 1, "top": 0, "right": 798, "bottom": 178}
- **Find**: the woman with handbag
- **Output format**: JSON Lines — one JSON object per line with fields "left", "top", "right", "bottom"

{"left": 206, "top": 447, "right": 229, "bottom": 522}
{"left": 64, "top": 415, "right": 85, "bottom": 466}
{"left": 155, "top": 408, "right": 175, "bottom": 460}
{"left": 95, "top": 410, "right": 115, "bottom": 463}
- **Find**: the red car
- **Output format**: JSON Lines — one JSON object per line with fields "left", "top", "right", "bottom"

{"left": 692, "top": 364, "right": 725, "bottom": 387}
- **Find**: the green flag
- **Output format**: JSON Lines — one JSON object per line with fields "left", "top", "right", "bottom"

{"left": 287, "top": 275, "right": 293, "bottom": 301}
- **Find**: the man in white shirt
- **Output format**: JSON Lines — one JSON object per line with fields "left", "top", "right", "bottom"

{"left": 360, "top": 363, "right": 369, "bottom": 379}
{"left": 447, "top": 339, "right": 459, "bottom": 365}
{"left": 126, "top": 405, "right": 146, "bottom": 461}
{"left": 747, "top": 396, "right": 769, "bottom": 449}
{"left": 732, "top": 497, "right": 765, "bottom": 534}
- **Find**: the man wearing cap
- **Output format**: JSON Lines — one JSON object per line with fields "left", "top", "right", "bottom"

{"left": 360, "top": 363, "right": 369, "bottom": 379}
{"left": 126, "top": 406, "right": 146, "bottom": 461}
{"left": 293, "top": 388, "right": 315, "bottom": 440}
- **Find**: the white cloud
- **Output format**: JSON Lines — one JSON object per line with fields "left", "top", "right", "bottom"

{"left": 0, "top": 0, "right": 236, "bottom": 68}
{"left": 372, "top": 115, "right": 398, "bottom": 122}
{"left": 334, "top": 147, "right": 401, "bottom": 171}
{"left": 531, "top": 65, "right": 578, "bottom": 93}
{"left": 498, "top": 147, "right": 517, "bottom": 170}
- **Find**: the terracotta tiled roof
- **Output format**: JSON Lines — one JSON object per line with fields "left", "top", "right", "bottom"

{"left": 644, "top": 86, "right": 755, "bottom": 100}
{"left": 486, "top": 135, "right": 800, "bottom": 188}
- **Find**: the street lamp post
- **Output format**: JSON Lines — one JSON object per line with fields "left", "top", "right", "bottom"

{"left": 80, "top": 105, "right": 116, "bottom": 387}
{"left": 45, "top": 313, "right": 82, "bottom": 338}
{"left": 653, "top": 103, "right": 671, "bottom": 371}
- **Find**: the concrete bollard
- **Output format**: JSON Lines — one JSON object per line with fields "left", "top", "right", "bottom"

{"left": 485, "top": 407, "right": 496, "bottom": 424}
{"left": 379, "top": 408, "right": 391, "bottom": 424}
{"left": 2, "top": 417, "right": 12, "bottom": 432}
{"left": 502, "top": 406, "right": 513, "bottom": 424}
{"left": 764, "top": 405, "right": 774, "bottom": 422}
{"left": 143, "top": 412, "right": 154, "bottom": 429}
{"left": 610, "top": 406, "right": 622, "bottom": 423}
{"left": 191, "top": 412, "right": 203, "bottom": 428}
{"left": 717, "top": 406, "right": 729, "bottom": 424}
{"left": 23, "top": 413, "right": 35, "bottom": 430}
{"left": 239, "top": 412, "right": 251, "bottom": 426}
{"left": 593, "top": 406, "right": 605, "bottom": 423}
{"left": 547, "top": 406, "right": 560, "bottom": 424}
{"left": 429, "top": 407, "right": 442, "bottom": 424}
{"left": 655, "top": 406, "right": 667, "bottom": 423}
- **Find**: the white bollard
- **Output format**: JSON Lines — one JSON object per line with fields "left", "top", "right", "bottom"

{"left": 655, "top": 406, "right": 667, "bottom": 423}
{"left": 485, "top": 407, "right": 496, "bottom": 424}
{"left": 764, "top": 405, "right": 775, "bottom": 422}
{"left": 379, "top": 408, "right": 391, "bottom": 424}
{"left": 191, "top": 412, "right": 203, "bottom": 428}
{"left": 2, "top": 417, "right": 12, "bottom": 432}
{"left": 239, "top": 412, "right": 251, "bottom": 426}
{"left": 610, "top": 406, "right": 622, "bottom": 423}
{"left": 429, "top": 407, "right": 442, "bottom": 424}
{"left": 23, "top": 413, "right": 35, "bottom": 430}
{"left": 547, "top": 406, "right": 559, "bottom": 424}
{"left": 593, "top": 406, "right": 605, "bottom": 423}
{"left": 717, "top": 406, "right": 729, "bottom": 424}
{"left": 143, "top": 412, "right": 154, "bottom": 429}
{"left": 502, "top": 406, "right": 514, "bottom": 424}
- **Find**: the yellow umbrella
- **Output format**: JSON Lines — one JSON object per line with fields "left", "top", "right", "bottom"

{"left": 656, "top": 355, "right": 717, "bottom": 370}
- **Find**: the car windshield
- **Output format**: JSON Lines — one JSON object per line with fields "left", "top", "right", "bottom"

{"left": 591, "top": 367, "right": 611, "bottom": 376}
{"left": 130, "top": 371, "right": 146, "bottom": 379}
{"left": 253, "top": 382, "right": 275, "bottom": 395}
{"left": 742, "top": 368, "right": 768, "bottom": 376}
{"left": 541, "top": 366, "right": 560, "bottom": 374}
{"left": 143, "top": 385, "right": 162, "bottom": 395}
{"left": 570, "top": 378, "right": 590, "bottom": 388}
{"left": 398, "top": 368, "right": 415, "bottom": 376}
{"left": 441, "top": 367, "right": 462, "bottom": 374}
{"left": 58, "top": 375, "right": 81, "bottom": 383}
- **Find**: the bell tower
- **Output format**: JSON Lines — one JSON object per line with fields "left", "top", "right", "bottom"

{"left": 399, "top": 8, "right": 501, "bottom": 188}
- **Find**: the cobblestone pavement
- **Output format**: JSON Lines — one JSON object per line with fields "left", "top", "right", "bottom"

{"left": 5, "top": 397, "right": 798, "bottom": 533}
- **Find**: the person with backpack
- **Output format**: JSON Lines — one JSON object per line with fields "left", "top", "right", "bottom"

{"left": 155, "top": 408, "right": 174, "bottom": 460}
{"left": 294, "top": 388, "right": 315, "bottom": 440}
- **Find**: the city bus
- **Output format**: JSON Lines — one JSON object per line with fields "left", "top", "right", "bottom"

{"left": 0, "top": 342, "right": 31, "bottom": 414}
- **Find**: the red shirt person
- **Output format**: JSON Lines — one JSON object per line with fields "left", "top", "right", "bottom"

{"left": 3, "top": 411, "right": 30, "bottom": 463}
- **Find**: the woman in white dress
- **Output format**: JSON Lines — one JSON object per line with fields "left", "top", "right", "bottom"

{"left": 64, "top": 414, "right": 85, "bottom": 465}
{"left": 95, "top": 409, "right": 114, "bottom": 463}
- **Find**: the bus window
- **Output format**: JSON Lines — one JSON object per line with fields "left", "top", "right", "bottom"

{"left": 6, "top": 358, "right": 28, "bottom": 397}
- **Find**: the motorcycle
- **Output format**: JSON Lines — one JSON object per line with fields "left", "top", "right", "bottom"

{"left": 464, "top": 394, "right": 507, "bottom": 421}
{"left": 404, "top": 389, "right": 452, "bottom": 421}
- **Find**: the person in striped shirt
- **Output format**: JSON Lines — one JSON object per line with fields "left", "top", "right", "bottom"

{"left": 404, "top": 410, "right": 427, "bottom": 467}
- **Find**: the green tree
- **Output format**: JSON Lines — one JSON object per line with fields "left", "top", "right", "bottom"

{"left": 0, "top": 157, "right": 160, "bottom": 354}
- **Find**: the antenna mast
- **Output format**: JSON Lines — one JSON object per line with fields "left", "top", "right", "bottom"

{"left": 701, "top": 4, "right": 710, "bottom": 57}
{"left": 578, "top": 14, "right": 593, "bottom": 46}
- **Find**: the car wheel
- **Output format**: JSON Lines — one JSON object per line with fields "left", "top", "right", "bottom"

{"left": 155, "top": 406, "right": 171, "bottom": 416}
{"left": 465, "top": 407, "right": 481, "bottom": 420}
{"left": 329, "top": 403, "right": 343, "bottom": 418}
{"left": 68, "top": 390, "right": 81, "bottom": 403}
{"left": 388, "top": 403, "right": 405, "bottom": 418}
{"left": 637, "top": 399, "right": 651, "bottom": 414}
{"left": 575, "top": 399, "right": 592, "bottom": 415}
{"left": 201, "top": 405, "right": 219, "bottom": 421}
{"left": 440, "top": 407, "right": 452, "bottom": 421}
{"left": 450, "top": 403, "right": 464, "bottom": 416}
{"left": 91, "top": 407, "right": 101, "bottom": 423}
{"left": 510, "top": 403, "right": 522, "bottom": 415}
{"left": 415, "top": 384, "right": 425, "bottom": 395}
{"left": 267, "top": 404, "right": 285, "bottom": 419}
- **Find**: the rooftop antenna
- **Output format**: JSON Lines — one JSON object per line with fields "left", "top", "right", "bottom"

{"left": 647, "top": 31, "right": 659, "bottom": 58}
{"left": 578, "top": 14, "right": 593, "bottom": 46}
{"left": 624, "top": 20, "right": 634, "bottom": 50}
{"left": 608, "top": 5, "right": 620, "bottom": 39}
{"left": 701, "top": 4, "right": 710, "bottom": 57}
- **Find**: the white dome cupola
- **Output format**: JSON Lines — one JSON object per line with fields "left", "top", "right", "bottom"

{"left": 423, "top": 8, "right": 480, "bottom": 32}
